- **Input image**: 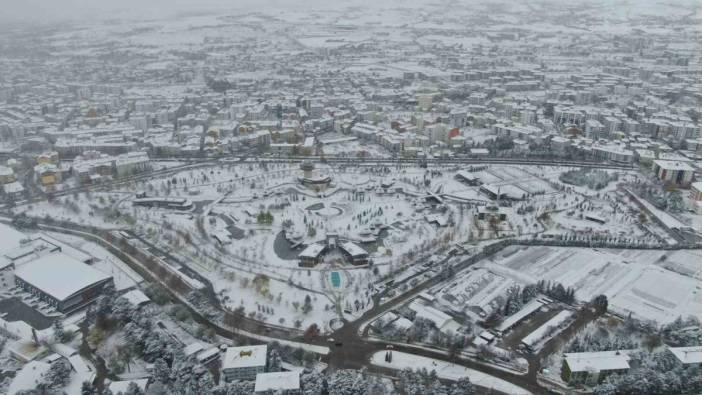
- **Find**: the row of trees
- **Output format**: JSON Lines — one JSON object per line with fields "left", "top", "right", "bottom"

{"left": 397, "top": 368, "right": 474, "bottom": 395}
{"left": 559, "top": 168, "right": 618, "bottom": 190}
{"left": 595, "top": 351, "right": 702, "bottom": 395}
{"left": 630, "top": 182, "right": 685, "bottom": 213}
{"left": 256, "top": 210, "right": 274, "bottom": 224}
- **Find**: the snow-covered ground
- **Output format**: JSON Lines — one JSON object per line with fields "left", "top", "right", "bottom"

{"left": 370, "top": 351, "right": 532, "bottom": 395}
{"left": 478, "top": 245, "right": 702, "bottom": 325}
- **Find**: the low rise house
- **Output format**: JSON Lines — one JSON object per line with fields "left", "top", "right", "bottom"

{"left": 562, "top": 350, "right": 632, "bottom": 385}
{"left": 668, "top": 346, "right": 702, "bottom": 368}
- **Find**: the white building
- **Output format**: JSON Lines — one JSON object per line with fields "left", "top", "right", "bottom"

{"left": 222, "top": 345, "right": 267, "bottom": 381}
{"left": 408, "top": 299, "right": 461, "bottom": 334}
{"left": 114, "top": 151, "right": 152, "bottom": 177}
{"left": 14, "top": 252, "right": 114, "bottom": 313}
{"left": 563, "top": 350, "right": 632, "bottom": 385}
{"left": 668, "top": 346, "right": 702, "bottom": 368}
{"left": 254, "top": 371, "right": 301, "bottom": 394}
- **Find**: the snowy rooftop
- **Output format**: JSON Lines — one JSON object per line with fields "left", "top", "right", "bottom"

{"left": 521, "top": 310, "right": 573, "bottom": 348}
{"left": 8, "top": 361, "right": 51, "bottom": 394}
{"left": 183, "top": 343, "right": 205, "bottom": 357}
{"left": 109, "top": 379, "right": 149, "bottom": 394}
{"left": 121, "top": 289, "right": 150, "bottom": 306}
{"left": 15, "top": 252, "right": 112, "bottom": 302}
{"left": 564, "top": 350, "right": 632, "bottom": 373}
{"left": 299, "top": 243, "right": 325, "bottom": 259}
{"left": 254, "top": 371, "right": 300, "bottom": 392}
{"left": 222, "top": 345, "right": 267, "bottom": 370}
{"left": 340, "top": 241, "right": 367, "bottom": 257}
{"left": 653, "top": 159, "right": 694, "bottom": 171}
{"left": 409, "top": 299, "right": 453, "bottom": 329}
{"left": 197, "top": 347, "right": 220, "bottom": 362}
{"left": 496, "top": 298, "right": 547, "bottom": 333}
{"left": 668, "top": 346, "right": 702, "bottom": 365}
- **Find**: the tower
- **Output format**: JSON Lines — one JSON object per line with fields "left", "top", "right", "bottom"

{"left": 300, "top": 161, "right": 314, "bottom": 179}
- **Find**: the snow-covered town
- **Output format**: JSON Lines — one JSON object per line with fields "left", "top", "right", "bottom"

{"left": 1, "top": 0, "right": 702, "bottom": 394}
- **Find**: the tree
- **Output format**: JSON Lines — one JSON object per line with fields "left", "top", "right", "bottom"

{"left": 205, "top": 76, "right": 232, "bottom": 94}
{"left": 44, "top": 359, "right": 71, "bottom": 390}
{"left": 303, "top": 324, "right": 320, "bottom": 340}
{"left": 301, "top": 372, "right": 326, "bottom": 395}
{"left": 450, "top": 377, "right": 474, "bottom": 395}
{"left": 124, "top": 382, "right": 146, "bottom": 395}
{"left": 81, "top": 381, "right": 96, "bottom": 395}
{"left": 592, "top": 294, "right": 608, "bottom": 315}
{"left": 152, "top": 358, "right": 171, "bottom": 384}
{"left": 145, "top": 381, "right": 169, "bottom": 395}
{"left": 52, "top": 320, "right": 67, "bottom": 343}
{"left": 302, "top": 294, "right": 313, "bottom": 314}
{"left": 268, "top": 349, "right": 282, "bottom": 372}
{"left": 328, "top": 370, "right": 369, "bottom": 395}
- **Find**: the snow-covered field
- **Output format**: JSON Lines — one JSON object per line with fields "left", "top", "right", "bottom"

{"left": 481, "top": 245, "right": 702, "bottom": 325}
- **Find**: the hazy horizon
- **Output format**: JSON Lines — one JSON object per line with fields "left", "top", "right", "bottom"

{"left": 1, "top": 0, "right": 697, "bottom": 26}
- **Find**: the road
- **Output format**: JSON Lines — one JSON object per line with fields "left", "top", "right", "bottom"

{"left": 151, "top": 153, "right": 636, "bottom": 171}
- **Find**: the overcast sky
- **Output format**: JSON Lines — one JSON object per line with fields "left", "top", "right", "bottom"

{"left": 0, "top": 0, "right": 384, "bottom": 24}
{"left": 0, "top": 0, "right": 691, "bottom": 25}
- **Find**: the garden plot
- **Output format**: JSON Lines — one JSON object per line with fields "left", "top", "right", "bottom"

{"left": 610, "top": 265, "right": 702, "bottom": 325}
{"left": 656, "top": 250, "right": 702, "bottom": 279}
{"left": 485, "top": 246, "right": 702, "bottom": 325}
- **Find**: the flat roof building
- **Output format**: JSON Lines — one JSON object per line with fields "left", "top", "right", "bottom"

{"left": 254, "top": 371, "right": 301, "bottom": 394}
{"left": 14, "top": 252, "right": 113, "bottom": 313}
{"left": 562, "top": 350, "right": 632, "bottom": 385}
{"left": 222, "top": 345, "right": 267, "bottom": 382}
{"left": 652, "top": 160, "right": 695, "bottom": 186}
